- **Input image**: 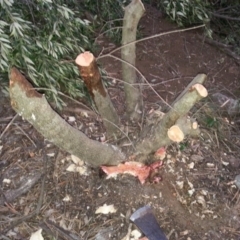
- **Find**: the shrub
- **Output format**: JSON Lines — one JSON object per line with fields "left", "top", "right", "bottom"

{"left": 80, "top": 0, "right": 131, "bottom": 43}
{"left": 161, "top": 0, "right": 210, "bottom": 27}
{"left": 0, "top": 0, "right": 93, "bottom": 108}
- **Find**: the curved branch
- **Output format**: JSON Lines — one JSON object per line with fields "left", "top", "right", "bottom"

{"left": 9, "top": 67, "right": 125, "bottom": 167}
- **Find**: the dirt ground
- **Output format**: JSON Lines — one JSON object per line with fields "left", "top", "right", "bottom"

{"left": 1, "top": 4, "right": 240, "bottom": 240}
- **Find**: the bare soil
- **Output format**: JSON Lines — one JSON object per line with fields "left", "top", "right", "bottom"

{"left": 1, "top": 4, "right": 240, "bottom": 240}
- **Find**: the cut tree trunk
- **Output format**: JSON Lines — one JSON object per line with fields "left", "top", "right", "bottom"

{"left": 121, "top": 0, "right": 145, "bottom": 121}
{"left": 9, "top": 68, "right": 208, "bottom": 168}
{"left": 9, "top": 67, "right": 125, "bottom": 167}
{"left": 136, "top": 74, "right": 208, "bottom": 158}
{"left": 75, "top": 52, "right": 120, "bottom": 137}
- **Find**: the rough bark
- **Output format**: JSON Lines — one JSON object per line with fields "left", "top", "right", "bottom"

{"left": 75, "top": 52, "right": 120, "bottom": 137}
{"left": 170, "top": 74, "right": 207, "bottom": 108}
{"left": 136, "top": 74, "right": 208, "bottom": 158}
{"left": 121, "top": 0, "right": 145, "bottom": 121}
{"left": 9, "top": 67, "right": 125, "bottom": 167}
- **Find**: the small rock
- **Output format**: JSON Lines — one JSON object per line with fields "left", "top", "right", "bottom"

{"left": 235, "top": 175, "right": 240, "bottom": 189}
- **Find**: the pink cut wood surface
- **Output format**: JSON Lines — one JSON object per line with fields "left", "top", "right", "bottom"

{"left": 75, "top": 51, "right": 94, "bottom": 67}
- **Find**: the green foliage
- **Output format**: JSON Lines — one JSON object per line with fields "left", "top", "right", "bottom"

{"left": 154, "top": 0, "right": 240, "bottom": 54}
{"left": 161, "top": 0, "right": 210, "bottom": 27}
{"left": 205, "top": 116, "right": 218, "bottom": 128}
{"left": 179, "top": 141, "right": 188, "bottom": 151}
{"left": 81, "top": 0, "right": 131, "bottom": 43}
{"left": 210, "top": 4, "right": 240, "bottom": 54}
{"left": 0, "top": 0, "right": 93, "bottom": 108}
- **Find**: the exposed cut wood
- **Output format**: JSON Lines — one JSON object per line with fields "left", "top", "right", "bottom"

{"left": 75, "top": 51, "right": 106, "bottom": 97}
{"left": 168, "top": 117, "right": 199, "bottom": 142}
{"left": 191, "top": 83, "right": 208, "bottom": 97}
{"left": 170, "top": 74, "right": 207, "bottom": 109}
{"left": 75, "top": 52, "right": 120, "bottom": 137}
{"left": 136, "top": 75, "right": 206, "bottom": 157}
{"left": 75, "top": 51, "right": 94, "bottom": 67}
{"left": 101, "top": 160, "right": 163, "bottom": 184}
{"left": 168, "top": 125, "right": 184, "bottom": 142}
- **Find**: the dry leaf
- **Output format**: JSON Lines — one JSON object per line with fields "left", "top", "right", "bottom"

{"left": 47, "top": 153, "right": 55, "bottom": 157}
{"left": 75, "top": 166, "right": 88, "bottom": 175}
{"left": 30, "top": 229, "right": 44, "bottom": 240}
{"left": 63, "top": 194, "right": 72, "bottom": 202}
{"left": 207, "top": 163, "right": 214, "bottom": 167}
{"left": 71, "top": 155, "right": 84, "bottom": 165}
{"left": 66, "top": 164, "right": 88, "bottom": 175}
{"left": 176, "top": 181, "right": 184, "bottom": 189}
{"left": 130, "top": 229, "right": 142, "bottom": 239}
{"left": 66, "top": 164, "right": 77, "bottom": 172}
{"left": 188, "top": 162, "right": 195, "bottom": 169}
{"left": 196, "top": 195, "right": 206, "bottom": 208}
{"left": 188, "top": 189, "right": 195, "bottom": 196}
{"left": 95, "top": 204, "right": 117, "bottom": 214}
{"left": 82, "top": 111, "right": 89, "bottom": 118}
{"left": 3, "top": 178, "right": 11, "bottom": 184}
{"left": 67, "top": 155, "right": 88, "bottom": 175}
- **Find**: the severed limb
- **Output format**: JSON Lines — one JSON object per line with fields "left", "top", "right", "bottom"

{"left": 167, "top": 117, "right": 199, "bottom": 142}
{"left": 9, "top": 67, "right": 125, "bottom": 166}
{"left": 136, "top": 76, "right": 208, "bottom": 158}
{"left": 75, "top": 51, "right": 120, "bottom": 137}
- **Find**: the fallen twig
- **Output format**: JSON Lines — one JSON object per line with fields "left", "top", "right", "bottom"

{"left": 0, "top": 172, "right": 42, "bottom": 206}
{"left": 0, "top": 114, "right": 18, "bottom": 140}
{"left": 40, "top": 219, "right": 81, "bottom": 240}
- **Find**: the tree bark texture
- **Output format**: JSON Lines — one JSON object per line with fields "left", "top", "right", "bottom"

{"left": 9, "top": 68, "right": 208, "bottom": 167}
{"left": 9, "top": 67, "right": 125, "bottom": 167}
{"left": 136, "top": 74, "right": 208, "bottom": 157}
{"left": 170, "top": 74, "right": 207, "bottom": 108}
{"left": 75, "top": 52, "right": 120, "bottom": 137}
{"left": 121, "top": 0, "right": 145, "bottom": 121}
